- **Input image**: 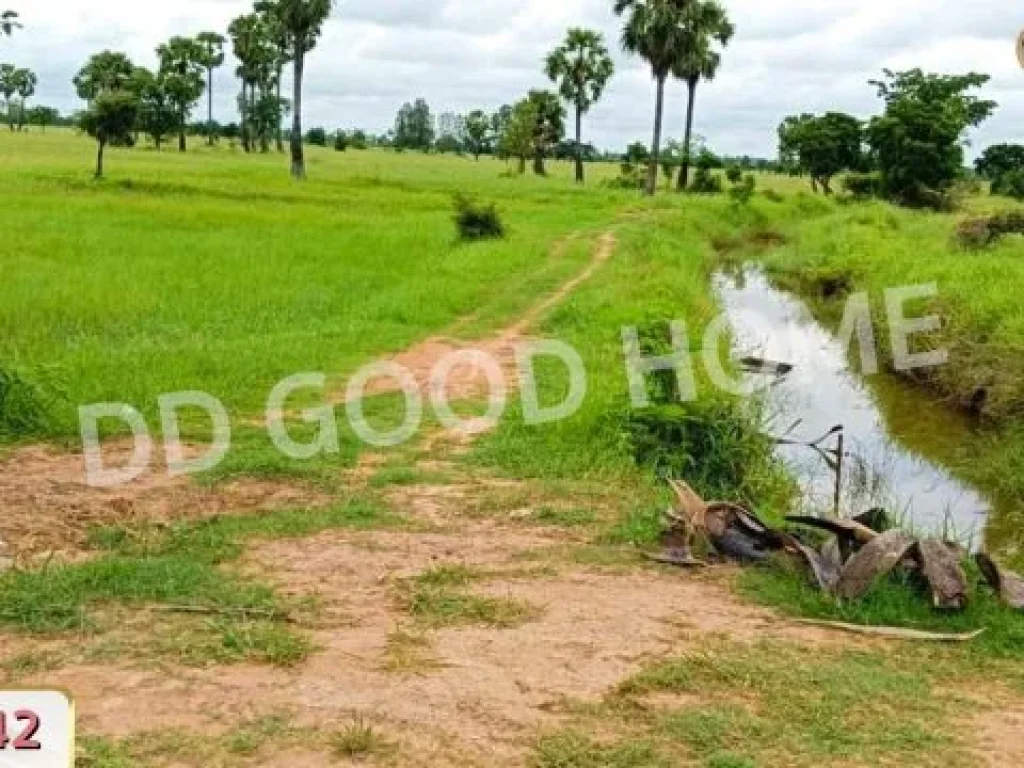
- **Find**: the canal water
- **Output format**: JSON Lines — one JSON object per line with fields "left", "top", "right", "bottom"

{"left": 714, "top": 267, "right": 990, "bottom": 545}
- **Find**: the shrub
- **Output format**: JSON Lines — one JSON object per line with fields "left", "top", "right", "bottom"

{"left": 993, "top": 169, "right": 1024, "bottom": 200}
{"left": 761, "top": 189, "right": 784, "bottom": 203}
{"left": 691, "top": 167, "right": 722, "bottom": 195}
{"left": 333, "top": 131, "right": 348, "bottom": 152}
{"left": 0, "top": 366, "right": 52, "bottom": 440}
{"left": 955, "top": 212, "right": 1024, "bottom": 249}
{"left": 305, "top": 127, "right": 328, "bottom": 147}
{"left": 728, "top": 173, "right": 756, "bottom": 205}
{"left": 725, "top": 166, "right": 743, "bottom": 184}
{"left": 453, "top": 194, "right": 505, "bottom": 241}
{"left": 842, "top": 172, "right": 882, "bottom": 200}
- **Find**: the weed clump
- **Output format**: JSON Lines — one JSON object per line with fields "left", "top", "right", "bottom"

{"left": 842, "top": 172, "right": 882, "bottom": 200}
{"left": 955, "top": 211, "right": 1024, "bottom": 249}
{"left": 0, "top": 365, "right": 53, "bottom": 441}
{"left": 453, "top": 194, "right": 505, "bottom": 241}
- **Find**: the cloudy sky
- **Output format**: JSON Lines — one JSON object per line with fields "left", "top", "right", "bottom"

{"left": 5, "top": 0, "right": 1023, "bottom": 157}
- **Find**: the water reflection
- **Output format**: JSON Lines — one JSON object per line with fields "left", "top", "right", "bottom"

{"left": 714, "top": 267, "right": 989, "bottom": 544}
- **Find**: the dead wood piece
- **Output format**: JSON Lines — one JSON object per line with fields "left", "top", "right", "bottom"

{"left": 835, "top": 530, "right": 915, "bottom": 601}
{"left": 976, "top": 553, "right": 1024, "bottom": 610}
{"left": 740, "top": 356, "right": 795, "bottom": 376}
{"left": 646, "top": 549, "right": 707, "bottom": 569}
{"left": 794, "top": 619, "right": 985, "bottom": 643}
{"left": 158, "top": 604, "right": 295, "bottom": 623}
{"left": 786, "top": 516, "right": 879, "bottom": 549}
{"left": 914, "top": 539, "right": 968, "bottom": 611}
{"left": 853, "top": 508, "right": 892, "bottom": 534}
{"left": 783, "top": 534, "right": 841, "bottom": 592}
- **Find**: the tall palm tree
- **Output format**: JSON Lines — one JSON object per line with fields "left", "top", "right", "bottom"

{"left": 615, "top": 0, "right": 693, "bottom": 196}
{"left": 258, "top": 0, "right": 333, "bottom": 180}
{"left": 196, "top": 32, "right": 226, "bottom": 146}
{"left": 674, "top": 0, "right": 734, "bottom": 190}
{"left": 545, "top": 28, "right": 615, "bottom": 184}
{"left": 0, "top": 11, "right": 19, "bottom": 38}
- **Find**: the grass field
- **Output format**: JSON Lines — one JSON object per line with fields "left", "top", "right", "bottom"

{"left": 3, "top": 130, "right": 1024, "bottom": 767}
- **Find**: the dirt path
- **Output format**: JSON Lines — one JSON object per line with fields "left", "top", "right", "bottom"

{"left": 2, "top": 229, "right": 1016, "bottom": 766}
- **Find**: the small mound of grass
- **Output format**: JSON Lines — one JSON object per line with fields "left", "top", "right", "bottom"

{"left": 399, "top": 564, "right": 540, "bottom": 629}
{"left": 454, "top": 193, "right": 505, "bottom": 241}
{"left": 531, "top": 732, "right": 670, "bottom": 768}
{"left": 332, "top": 716, "right": 396, "bottom": 760}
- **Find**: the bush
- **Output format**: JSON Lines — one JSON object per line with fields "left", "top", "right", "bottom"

{"left": 305, "top": 127, "right": 328, "bottom": 147}
{"left": 728, "top": 173, "right": 756, "bottom": 205}
{"left": 725, "top": 166, "right": 743, "bottom": 184}
{"left": 761, "top": 189, "right": 784, "bottom": 203}
{"left": 0, "top": 366, "right": 52, "bottom": 440}
{"left": 453, "top": 194, "right": 505, "bottom": 241}
{"left": 691, "top": 167, "right": 722, "bottom": 194}
{"left": 993, "top": 169, "right": 1024, "bottom": 201}
{"left": 333, "top": 131, "right": 348, "bottom": 152}
{"left": 842, "top": 172, "right": 882, "bottom": 200}
{"left": 955, "top": 211, "right": 1024, "bottom": 249}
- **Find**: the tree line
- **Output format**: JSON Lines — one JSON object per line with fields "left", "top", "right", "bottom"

{"left": 777, "top": 68, "right": 1022, "bottom": 207}
{"left": 4, "top": 2, "right": 1022, "bottom": 205}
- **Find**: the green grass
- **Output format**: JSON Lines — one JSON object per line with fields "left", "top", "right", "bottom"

{"left": 0, "top": 497, "right": 398, "bottom": 639}
{"left": 398, "top": 564, "right": 541, "bottom": 629}
{"left": 0, "top": 131, "right": 627, "bottom": 442}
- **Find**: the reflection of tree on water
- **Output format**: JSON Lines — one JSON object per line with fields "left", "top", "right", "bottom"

{"left": 715, "top": 267, "right": 990, "bottom": 545}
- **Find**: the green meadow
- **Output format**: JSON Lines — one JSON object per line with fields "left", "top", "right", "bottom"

{"left": 4, "top": 129, "right": 1024, "bottom": 767}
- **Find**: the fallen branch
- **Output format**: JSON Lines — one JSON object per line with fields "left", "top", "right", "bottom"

{"left": 157, "top": 604, "right": 295, "bottom": 623}
{"left": 794, "top": 619, "right": 985, "bottom": 642}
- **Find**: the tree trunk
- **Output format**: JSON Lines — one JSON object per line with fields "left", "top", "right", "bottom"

{"left": 207, "top": 67, "right": 215, "bottom": 146}
{"left": 646, "top": 74, "right": 667, "bottom": 197}
{"left": 518, "top": 155, "right": 526, "bottom": 174}
{"left": 95, "top": 139, "right": 105, "bottom": 178}
{"left": 290, "top": 47, "right": 305, "bottom": 180}
{"left": 178, "top": 109, "right": 187, "bottom": 152}
{"left": 18, "top": 99, "right": 25, "bottom": 131}
{"left": 678, "top": 78, "right": 698, "bottom": 191}
{"left": 276, "top": 67, "right": 284, "bottom": 153}
{"left": 533, "top": 149, "right": 545, "bottom": 176}
{"left": 574, "top": 104, "right": 584, "bottom": 184}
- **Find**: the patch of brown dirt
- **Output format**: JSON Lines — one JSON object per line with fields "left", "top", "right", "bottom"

{"left": 0, "top": 443, "right": 330, "bottom": 560}
{"left": 36, "top": 526, "right": 831, "bottom": 766}
{"left": 974, "top": 703, "right": 1024, "bottom": 767}
{"left": 346, "top": 232, "right": 616, "bottom": 411}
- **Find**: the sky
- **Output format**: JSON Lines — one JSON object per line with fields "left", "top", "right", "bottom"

{"left": 3, "top": 0, "right": 1023, "bottom": 158}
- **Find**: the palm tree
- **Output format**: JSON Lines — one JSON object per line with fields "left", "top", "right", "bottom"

{"left": 0, "top": 63, "right": 16, "bottom": 130}
{"left": 196, "top": 32, "right": 226, "bottom": 146}
{"left": 258, "top": 0, "right": 333, "bottom": 180}
{"left": 545, "top": 28, "right": 615, "bottom": 184}
{"left": 0, "top": 11, "right": 19, "bottom": 38}
{"left": 674, "top": 0, "right": 734, "bottom": 190}
{"left": 615, "top": 0, "right": 693, "bottom": 196}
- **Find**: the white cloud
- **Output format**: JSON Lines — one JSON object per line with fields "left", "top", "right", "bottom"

{"left": 3, "top": 0, "right": 1022, "bottom": 157}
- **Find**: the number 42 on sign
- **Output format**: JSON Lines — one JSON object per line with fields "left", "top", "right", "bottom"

{"left": 0, "top": 691, "right": 74, "bottom": 767}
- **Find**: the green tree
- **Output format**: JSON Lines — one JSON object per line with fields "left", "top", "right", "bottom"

{"left": 157, "top": 36, "right": 206, "bottom": 152}
{"left": 778, "top": 112, "right": 863, "bottom": 195}
{"left": 1, "top": 10, "right": 19, "bottom": 37}
{"left": 525, "top": 89, "right": 565, "bottom": 176}
{"left": 134, "top": 68, "right": 177, "bottom": 150}
{"left": 545, "top": 27, "right": 614, "bottom": 183}
{"left": 394, "top": 99, "right": 434, "bottom": 151}
{"left": 866, "top": 68, "right": 996, "bottom": 207}
{"left": 196, "top": 31, "right": 226, "bottom": 146}
{"left": 79, "top": 90, "right": 138, "bottom": 178}
{"left": 0, "top": 63, "right": 15, "bottom": 129}
{"left": 673, "top": 0, "right": 734, "bottom": 190}
{"left": 257, "top": 0, "right": 333, "bottom": 179}
{"left": 73, "top": 50, "right": 135, "bottom": 102}
{"left": 975, "top": 143, "right": 1024, "bottom": 197}
{"left": 12, "top": 66, "right": 33, "bottom": 130}
{"left": 27, "top": 104, "right": 58, "bottom": 132}
{"left": 464, "top": 109, "right": 491, "bottom": 160}
{"left": 255, "top": 1, "right": 292, "bottom": 152}
{"left": 499, "top": 98, "right": 537, "bottom": 173}
{"left": 615, "top": 0, "right": 692, "bottom": 196}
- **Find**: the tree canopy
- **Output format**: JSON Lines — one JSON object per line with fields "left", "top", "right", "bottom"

{"left": 778, "top": 111, "right": 863, "bottom": 194}
{"left": 866, "top": 68, "right": 996, "bottom": 207}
